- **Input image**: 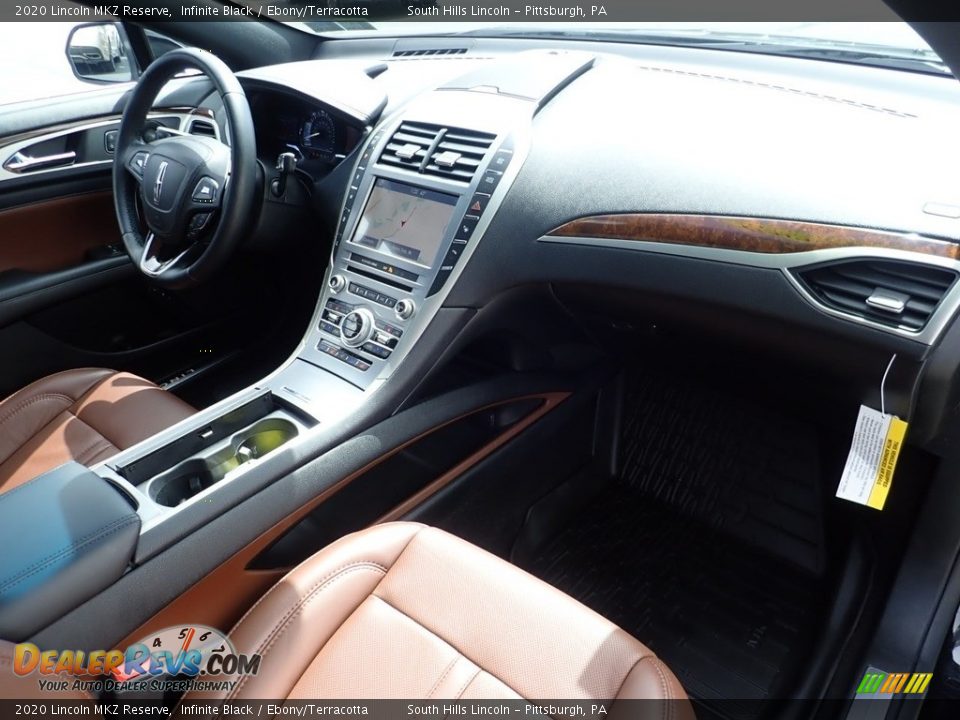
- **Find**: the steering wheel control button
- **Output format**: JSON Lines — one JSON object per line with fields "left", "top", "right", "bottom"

{"left": 186, "top": 212, "right": 213, "bottom": 240}
{"left": 455, "top": 216, "right": 479, "bottom": 241}
{"left": 395, "top": 298, "right": 416, "bottom": 320}
{"left": 131, "top": 151, "right": 149, "bottom": 176}
{"left": 340, "top": 308, "right": 375, "bottom": 347}
{"left": 192, "top": 177, "right": 219, "bottom": 204}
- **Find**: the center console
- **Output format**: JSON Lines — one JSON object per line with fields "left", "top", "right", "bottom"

{"left": 298, "top": 101, "right": 523, "bottom": 390}
{"left": 85, "top": 50, "right": 595, "bottom": 564}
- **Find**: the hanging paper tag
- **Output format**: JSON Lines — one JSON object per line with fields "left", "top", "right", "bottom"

{"left": 836, "top": 405, "right": 908, "bottom": 511}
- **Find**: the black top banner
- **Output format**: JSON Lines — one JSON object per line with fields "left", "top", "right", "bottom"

{"left": 1, "top": 0, "right": 955, "bottom": 23}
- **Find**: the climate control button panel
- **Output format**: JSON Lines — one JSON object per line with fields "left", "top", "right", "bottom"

{"left": 313, "top": 296, "right": 404, "bottom": 377}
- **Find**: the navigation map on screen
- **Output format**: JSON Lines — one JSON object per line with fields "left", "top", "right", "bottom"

{"left": 351, "top": 179, "right": 458, "bottom": 268}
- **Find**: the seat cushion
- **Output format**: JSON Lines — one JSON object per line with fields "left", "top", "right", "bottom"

{"left": 191, "top": 522, "right": 693, "bottom": 715}
{"left": 0, "top": 368, "right": 194, "bottom": 493}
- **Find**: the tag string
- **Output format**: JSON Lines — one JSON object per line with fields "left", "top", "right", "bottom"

{"left": 881, "top": 354, "right": 897, "bottom": 417}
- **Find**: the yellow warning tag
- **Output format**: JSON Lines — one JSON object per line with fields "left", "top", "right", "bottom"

{"left": 836, "top": 405, "right": 907, "bottom": 511}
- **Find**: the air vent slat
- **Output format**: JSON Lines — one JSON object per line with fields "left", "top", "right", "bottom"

{"left": 436, "top": 141, "right": 489, "bottom": 157}
{"left": 378, "top": 122, "right": 496, "bottom": 184}
{"left": 796, "top": 258, "right": 958, "bottom": 332}
{"left": 377, "top": 121, "right": 444, "bottom": 170}
{"left": 835, "top": 267, "right": 951, "bottom": 301}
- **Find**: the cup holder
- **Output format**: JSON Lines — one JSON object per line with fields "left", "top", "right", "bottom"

{"left": 234, "top": 418, "right": 299, "bottom": 462}
{"left": 148, "top": 417, "right": 300, "bottom": 508}
{"left": 150, "top": 460, "right": 219, "bottom": 507}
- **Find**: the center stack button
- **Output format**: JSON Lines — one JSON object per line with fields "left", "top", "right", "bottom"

{"left": 340, "top": 308, "right": 375, "bottom": 347}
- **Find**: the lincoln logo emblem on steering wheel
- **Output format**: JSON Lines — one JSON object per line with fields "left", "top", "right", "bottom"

{"left": 154, "top": 160, "right": 168, "bottom": 204}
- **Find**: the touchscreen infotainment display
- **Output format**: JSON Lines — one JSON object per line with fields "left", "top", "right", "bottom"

{"left": 350, "top": 179, "right": 458, "bottom": 269}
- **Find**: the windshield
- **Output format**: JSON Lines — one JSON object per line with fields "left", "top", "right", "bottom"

{"left": 298, "top": 20, "right": 946, "bottom": 76}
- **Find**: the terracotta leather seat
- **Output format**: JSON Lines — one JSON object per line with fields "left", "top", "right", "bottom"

{"left": 0, "top": 367, "right": 194, "bottom": 493}
{"left": 191, "top": 522, "right": 694, "bottom": 714}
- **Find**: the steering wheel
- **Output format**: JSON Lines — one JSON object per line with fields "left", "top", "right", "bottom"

{"left": 113, "top": 48, "right": 257, "bottom": 289}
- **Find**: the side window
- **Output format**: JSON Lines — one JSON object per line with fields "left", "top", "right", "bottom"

{"left": 0, "top": 19, "right": 135, "bottom": 108}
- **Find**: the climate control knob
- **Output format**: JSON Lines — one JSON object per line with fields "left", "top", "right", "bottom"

{"left": 340, "top": 308, "right": 375, "bottom": 348}
{"left": 395, "top": 298, "right": 416, "bottom": 320}
{"left": 329, "top": 274, "right": 346, "bottom": 294}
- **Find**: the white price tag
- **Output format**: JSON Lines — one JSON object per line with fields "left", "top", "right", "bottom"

{"left": 836, "top": 405, "right": 907, "bottom": 511}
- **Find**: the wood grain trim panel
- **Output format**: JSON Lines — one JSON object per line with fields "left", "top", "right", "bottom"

{"left": 0, "top": 192, "right": 119, "bottom": 273}
{"left": 548, "top": 214, "right": 960, "bottom": 260}
{"left": 116, "top": 392, "right": 569, "bottom": 648}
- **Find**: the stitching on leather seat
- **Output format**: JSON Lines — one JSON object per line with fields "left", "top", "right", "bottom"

{"left": 72, "top": 435, "right": 119, "bottom": 466}
{"left": 228, "top": 563, "right": 387, "bottom": 699}
{"left": 637, "top": 656, "right": 672, "bottom": 720}
{"left": 452, "top": 666, "right": 482, "bottom": 700}
{"left": 369, "top": 593, "right": 525, "bottom": 701}
{"left": 0, "top": 393, "right": 72, "bottom": 435}
{"left": 0, "top": 516, "right": 138, "bottom": 595}
{"left": 425, "top": 654, "right": 462, "bottom": 699}
{"left": 229, "top": 558, "right": 387, "bottom": 640}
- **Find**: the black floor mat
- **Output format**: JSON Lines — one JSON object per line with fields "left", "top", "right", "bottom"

{"left": 618, "top": 371, "right": 826, "bottom": 576}
{"left": 517, "top": 372, "right": 829, "bottom": 719}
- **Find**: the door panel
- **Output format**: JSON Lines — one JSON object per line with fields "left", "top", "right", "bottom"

{"left": 0, "top": 82, "right": 246, "bottom": 399}
{"left": 0, "top": 191, "right": 120, "bottom": 273}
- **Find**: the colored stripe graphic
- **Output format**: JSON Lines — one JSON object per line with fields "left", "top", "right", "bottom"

{"left": 857, "top": 671, "right": 932, "bottom": 695}
{"left": 857, "top": 673, "right": 885, "bottom": 694}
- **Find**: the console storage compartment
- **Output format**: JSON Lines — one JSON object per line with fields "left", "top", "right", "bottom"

{"left": 147, "top": 416, "right": 302, "bottom": 507}
{"left": 0, "top": 462, "right": 140, "bottom": 640}
{"left": 115, "top": 391, "right": 313, "bottom": 508}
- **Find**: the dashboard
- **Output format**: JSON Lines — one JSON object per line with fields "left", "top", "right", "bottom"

{"left": 212, "top": 41, "right": 960, "bottom": 441}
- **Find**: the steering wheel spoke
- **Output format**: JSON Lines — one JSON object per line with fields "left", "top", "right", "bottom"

{"left": 138, "top": 232, "right": 203, "bottom": 279}
{"left": 112, "top": 48, "right": 255, "bottom": 289}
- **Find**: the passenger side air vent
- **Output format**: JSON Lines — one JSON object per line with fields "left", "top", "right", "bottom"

{"left": 378, "top": 123, "right": 496, "bottom": 184}
{"left": 188, "top": 119, "right": 217, "bottom": 138}
{"left": 379, "top": 122, "right": 442, "bottom": 172}
{"left": 796, "top": 259, "right": 958, "bottom": 331}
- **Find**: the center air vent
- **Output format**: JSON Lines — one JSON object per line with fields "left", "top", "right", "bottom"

{"left": 188, "top": 119, "right": 217, "bottom": 138}
{"left": 795, "top": 259, "right": 958, "bottom": 331}
{"left": 378, "top": 122, "right": 495, "bottom": 183}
